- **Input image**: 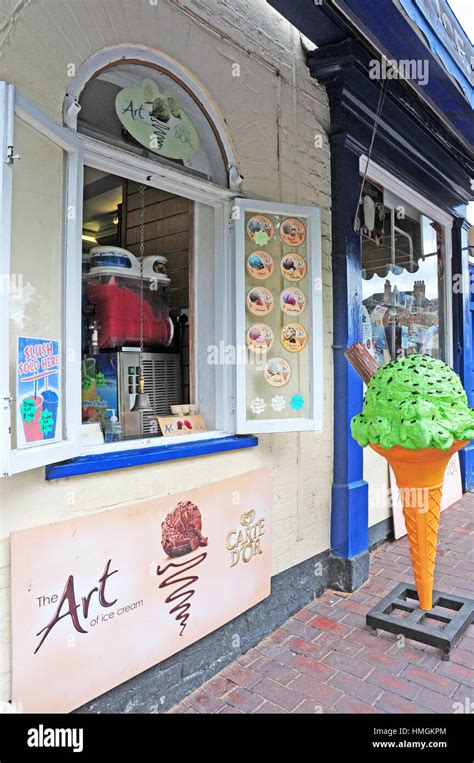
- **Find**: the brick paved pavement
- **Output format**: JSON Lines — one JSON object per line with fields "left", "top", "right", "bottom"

{"left": 170, "top": 493, "right": 474, "bottom": 714}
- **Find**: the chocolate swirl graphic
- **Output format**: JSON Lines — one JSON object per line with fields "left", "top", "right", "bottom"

{"left": 157, "top": 552, "right": 207, "bottom": 636}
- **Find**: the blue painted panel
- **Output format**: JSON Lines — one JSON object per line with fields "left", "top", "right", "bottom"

{"left": 330, "top": 134, "right": 369, "bottom": 560}
{"left": 331, "top": 480, "right": 368, "bottom": 557}
{"left": 45, "top": 435, "right": 258, "bottom": 480}
{"left": 452, "top": 221, "right": 473, "bottom": 490}
{"left": 400, "top": 0, "right": 471, "bottom": 103}
{"left": 268, "top": 0, "right": 346, "bottom": 46}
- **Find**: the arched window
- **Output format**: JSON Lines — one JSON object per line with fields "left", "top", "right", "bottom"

{"left": 65, "top": 47, "right": 236, "bottom": 188}
{"left": 77, "top": 63, "right": 228, "bottom": 185}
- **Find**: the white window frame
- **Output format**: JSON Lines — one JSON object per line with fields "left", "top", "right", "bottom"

{"left": 0, "top": 83, "right": 83, "bottom": 475}
{"left": 77, "top": 134, "right": 237, "bottom": 456}
{"left": 359, "top": 155, "right": 453, "bottom": 366}
{"left": 234, "top": 198, "right": 324, "bottom": 434}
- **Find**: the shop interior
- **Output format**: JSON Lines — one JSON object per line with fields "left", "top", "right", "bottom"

{"left": 81, "top": 167, "right": 193, "bottom": 443}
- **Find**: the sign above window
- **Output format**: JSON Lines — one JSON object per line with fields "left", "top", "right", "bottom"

{"left": 399, "top": 0, "right": 472, "bottom": 102}
{"left": 78, "top": 63, "right": 227, "bottom": 185}
{"left": 115, "top": 79, "right": 200, "bottom": 161}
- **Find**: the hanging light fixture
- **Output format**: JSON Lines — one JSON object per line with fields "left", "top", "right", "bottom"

{"left": 131, "top": 183, "right": 152, "bottom": 417}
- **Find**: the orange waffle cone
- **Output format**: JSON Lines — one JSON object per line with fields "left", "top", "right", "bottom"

{"left": 370, "top": 441, "right": 469, "bottom": 610}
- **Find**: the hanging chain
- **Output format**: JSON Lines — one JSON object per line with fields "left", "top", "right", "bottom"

{"left": 139, "top": 184, "right": 146, "bottom": 358}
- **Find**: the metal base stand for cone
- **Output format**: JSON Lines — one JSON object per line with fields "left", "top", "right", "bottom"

{"left": 366, "top": 583, "right": 474, "bottom": 660}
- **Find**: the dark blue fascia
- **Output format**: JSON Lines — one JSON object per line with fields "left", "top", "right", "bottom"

{"left": 267, "top": 0, "right": 473, "bottom": 148}
{"left": 334, "top": 0, "right": 473, "bottom": 145}
{"left": 45, "top": 435, "right": 258, "bottom": 480}
{"left": 268, "top": 0, "right": 347, "bottom": 47}
{"left": 307, "top": 39, "right": 472, "bottom": 214}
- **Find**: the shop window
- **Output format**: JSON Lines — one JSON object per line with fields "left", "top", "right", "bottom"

{"left": 360, "top": 179, "right": 446, "bottom": 365}
{"left": 81, "top": 169, "right": 194, "bottom": 441}
{"left": 0, "top": 76, "right": 323, "bottom": 476}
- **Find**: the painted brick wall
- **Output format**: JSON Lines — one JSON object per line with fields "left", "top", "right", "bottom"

{"left": 0, "top": 0, "right": 333, "bottom": 703}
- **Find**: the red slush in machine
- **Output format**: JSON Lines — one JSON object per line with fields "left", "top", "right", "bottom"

{"left": 86, "top": 246, "right": 174, "bottom": 349}
{"left": 83, "top": 247, "right": 181, "bottom": 438}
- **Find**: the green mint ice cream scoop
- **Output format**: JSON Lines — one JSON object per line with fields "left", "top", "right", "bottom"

{"left": 351, "top": 354, "right": 474, "bottom": 451}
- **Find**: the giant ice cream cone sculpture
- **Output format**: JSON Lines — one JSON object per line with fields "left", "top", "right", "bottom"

{"left": 346, "top": 343, "right": 474, "bottom": 611}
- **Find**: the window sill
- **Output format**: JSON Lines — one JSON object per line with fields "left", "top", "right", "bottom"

{"left": 45, "top": 434, "right": 258, "bottom": 480}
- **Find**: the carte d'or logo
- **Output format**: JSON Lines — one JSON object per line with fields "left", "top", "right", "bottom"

{"left": 226, "top": 509, "right": 265, "bottom": 567}
{"left": 240, "top": 510, "right": 256, "bottom": 526}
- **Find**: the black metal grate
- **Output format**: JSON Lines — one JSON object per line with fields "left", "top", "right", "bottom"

{"left": 366, "top": 583, "right": 474, "bottom": 659}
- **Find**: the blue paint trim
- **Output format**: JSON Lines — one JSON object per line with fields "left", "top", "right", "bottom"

{"left": 452, "top": 219, "right": 473, "bottom": 490}
{"left": 398, "top": 0, "right": 471, "bottom": 105}
{"left": 45, "top": 435, "right": 258, "bottom": 480}
{"left": 332, "top": 481, "right": 369, "bottom": 558}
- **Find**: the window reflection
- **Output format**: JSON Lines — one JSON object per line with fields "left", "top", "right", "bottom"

{"left": 360, "top": 181, "right": 445, "bottom": 366}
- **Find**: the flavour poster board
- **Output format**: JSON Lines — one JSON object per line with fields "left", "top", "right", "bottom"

{"left": 234, "top": 199, "right": 323, "bottom": 434}
{"left": 11, "top": 469, "right": 272, "bottom": 713}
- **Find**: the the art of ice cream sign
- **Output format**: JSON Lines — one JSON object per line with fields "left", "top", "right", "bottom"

{"left": 115, "top": 78, "right": 199, "bottom": 160}
{"left": 11, "top": 469, "right": 271, "bottom": 713}
{"left": 16, "top": 337, "right": 61, "bottom": 448}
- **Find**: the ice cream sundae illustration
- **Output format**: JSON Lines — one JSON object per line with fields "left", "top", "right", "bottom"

{"left": 346, "top": 343, "right": 474, "bottom": 610}
{"left": 161, "top": 501, "right": 208, "bottom": 557}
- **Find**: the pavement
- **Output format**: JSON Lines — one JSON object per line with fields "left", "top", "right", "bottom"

{"left": 170, "top": 492, "right": 474, "bottom": 714}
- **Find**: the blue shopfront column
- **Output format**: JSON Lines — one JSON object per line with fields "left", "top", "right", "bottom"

{"left": 328, "top": 133, "right": 369, "bottom": 590}
{"left": 452, "top": 218, "right": 474, "bottom": 489}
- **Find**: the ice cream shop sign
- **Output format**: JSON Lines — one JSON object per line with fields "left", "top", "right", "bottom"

{"left": 115, "top": 79, "right": 199, "bottom": 160}
{"left": 11, "top": 469, "right": 271, "bottom": 713}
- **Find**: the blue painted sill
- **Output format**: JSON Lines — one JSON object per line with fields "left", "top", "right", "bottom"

{"left": 45, "top": 435, "right": 258, "bottom": 480}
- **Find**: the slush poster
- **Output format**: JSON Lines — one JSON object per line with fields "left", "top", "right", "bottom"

{"left": 11, "top": 469, "right": 272, "bottom": 713}
{"left": 17, "top": 337, "right": 61, "bottom": 448}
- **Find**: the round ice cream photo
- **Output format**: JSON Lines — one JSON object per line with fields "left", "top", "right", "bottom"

{"left": 246, "top": 215, "right": 274, "bottom": 244}
{"left": 264, "top": 357, "right": 291, "bottom": 387}
{"left": 247, "top": 323, "right": 274, "bottom": 351}
{"left": 281, "top": 253, "right": 307, "bottom": 282}
{"left": 247, "top": 252, "right": 274, "bottom": 280}
{"left": 280, "top": 287, "right": 306, "bottom": 316}
{"left": 279, "top": 217, "right": 306, "bottom": 247}
{"left": 246, "top": 287, "right": 274, "bottom": 316}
